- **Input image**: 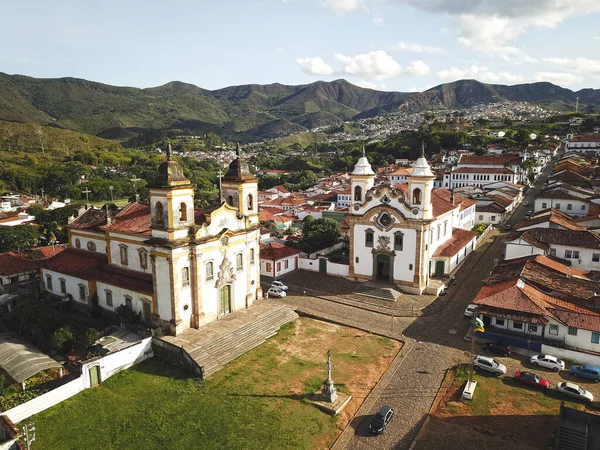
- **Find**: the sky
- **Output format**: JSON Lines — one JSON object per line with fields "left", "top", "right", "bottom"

{"left": 2, "top": 0, "right": 600, "bottom": 93}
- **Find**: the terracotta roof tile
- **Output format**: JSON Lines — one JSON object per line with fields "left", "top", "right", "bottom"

{"left": 259, "top": 242, "right": 301, "bottom": 261}
{"left": 458, "top": 154, "right": 521, "bottom": 165}
{"left": 69, "top": 208, "right": 111, "bottom": 231}
{"left": 433, "top": 228, "right": 478, "bottom": 257}
{"left": 515, "top": 213, "right": 586, "bottom": 231}
{"left": 102, "top": 202, "right": 152, "bottom": 235}
{"left": 452, "top": 167, "right": 515, "bottom": 174}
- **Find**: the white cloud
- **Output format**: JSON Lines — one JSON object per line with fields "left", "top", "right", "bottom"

{"left": 392, "top": 40, "right": 446, "bottom": 54}
{"left": 406, "top": 60, "right": 431, "bottom": 76}
{"left": 533, "top": 72, "right": 582, "bottom": 86}
{"left": 436, "top": 65, "right": 523, "bottom": 83}
{"left": 544, "top": 57, "right": 600, "bottom": 75}
{"left": 355, "top": 80, "right": 378, "bottom": 89}
{"left": 323, "top": 0, "right": 367, "bottom": 13}
{"left": 296, "top": 57, "right": 334, "bottom": 75}
{"left": 334, "top": 50, "right": 402, "bottom": 79}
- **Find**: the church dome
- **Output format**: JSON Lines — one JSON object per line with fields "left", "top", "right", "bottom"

{"left": 224, "top": 144, "right": 255, "bottom": 182}
{"left": 150, "top": 144, "right": 192, "bottom": 187}
{"left": 351, "top": 149, "right": 375, "bottom": 176}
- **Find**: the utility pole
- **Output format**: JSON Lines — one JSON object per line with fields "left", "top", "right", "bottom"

{"left": 81, "top": 188, "right": 92, "bottom": 208}
{"left": 39, "top": 188, "right": 45, "bottom": 203}
{"left": 575, "top": 97, "right": 580, "bottom": 114}
{"left": 109, "top": 185, "right": 114, "bottom": 203}
{"left": 22, "top": 422, "right": 35, "bottom": 449}
{"left": 217, "top": 169, "right": 223, "bottom": 203}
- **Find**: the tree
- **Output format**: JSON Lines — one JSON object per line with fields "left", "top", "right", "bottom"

{"left": 52, "top": 326, "right": 75, "bottom": 353}
{"left": 0, "top": 225, "right": 41, "bottom": 252}
{"left": 514, "top": 129, "right": 531, "bottom": 149}
{"left": 294, "top": 218, "right": 341, "bottom": 252}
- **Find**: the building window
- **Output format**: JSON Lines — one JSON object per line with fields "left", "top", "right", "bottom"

{"left": 592, "top": 332, "right": 600, "bottom": 344}
{"left": 479, "top": 215, "right": 483, "bottom": 220}
{"left": 593, "top": 253, "right": 600, "bottom": 263}
{"left": 491, "top": 216, "right": 496, "bottom": 222}
{"left": 555, "top": 203, "right": 561, "bottom": 209}
{"left": 182, "top": 267, "right": 190, "bottom": 287}
{"left": 568, "top": 326, "right": 578, "bottom": 336}
{"left": 437, "top": 225, "right": 441, "bottom": 240}
{"left": 365, "top": 229, "right": 374, "bottom": 248}
{"left": 87, "top": 241, "right": 96, "bottom": 252}
{"left": 565, "top": 250, "right": 572, "bottom": 259}
{"left": 284, "top": 259, "right": 289, "bottom": 269}
{"left": 75, "top": 238, "right": 81, "bottom": 249}
{"left": 409, "top": 264, "right": 413, "bottom": 270}
{"left": 354, "top": 186, "right": 362, "bottom": 202}
{"left": 394, "top": 232, "right": 403, "bottom": 251}
{"left": 567, "top": 204, "right": 573, "bottom": 211}
{"left": 250, "top": 248, "right": 255, "bottom": 264}
{"left": 106, "top": 290, "right": 113, "bottom": 307}
{"left": 581, "top": 204, "right": 586, "bottom": 211}
{"left": 549, "top": 324, "right": 559, "bottom": 335}
{"left": 179, "top": 202, "right": 187, "bottom": 222}
{"left": 206, "top": 262, "right": 214, "bottom": 280}
{"left": 528, "top": 324, "right": 538, "bottom": 333}
{"left": 78, "top": 284, "right": 86, "bottom": 301}
{"left": 266, "top": 263, "right": 271, "bottom": 272}
{"left": 60, "top": 279, "right": 66, "bottom": 295}
{"left": 155, "top": 201, "right": 164, "bottom": 226}
{"left": 444, "top": 221, "right": 447, "bottom": 236}
{"left": 573, "top": 251, "right": 580, "bottom": 260}
{"left": 138, "top": 248, "right": 148, "bottom": 269}
{"left": 378, "top": 213, "right": 392, "bottom": 227}
{"left": 125, "top": 296, "right": 133, "bottom": 310}
{"left": 120, "top": 244, "right": 128, "bottom": 266}
{"left": 226, "top": 195, "right": 234, "bottom": 206}
{"left": 549, "top": 248, "right": 556, "bottom": 257}
{"left": 277, "top": 262, "right": 281, "bottom": 272}
{"left": 355, "top": 257, "right": 359, "bottom": 263}
{"left": 495, "top": 318, "right": 505, "bottom": 326}
{"left": 247, "top": 194, "right": 253, "bottom": 211}
{"left": 513, "top": 321, "right": 523, "bottom": 330}
{"left": 46, "top": 275, "right": 53, "bottom": 291}
{"left": 236, "top": 253, "right": 243, "bottom": 271}
{"left": 412, "top": 188, "right": 422, "bottom": 205}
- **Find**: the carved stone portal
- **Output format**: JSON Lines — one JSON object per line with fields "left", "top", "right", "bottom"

{"left": 215, "top": 256, "right": 236, "bottom": 288}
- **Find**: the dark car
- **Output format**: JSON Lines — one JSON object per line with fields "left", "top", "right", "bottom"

{"left": 483, "top": 341, "right": 511, "bottom": 356}
{"left": 514, "top": 371, "right": 550, "bottom": 390}
{"left": 369, "top": 405, "right": 394, "bottom": 435}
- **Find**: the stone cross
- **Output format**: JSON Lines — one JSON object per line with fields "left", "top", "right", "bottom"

{"left": 321, "top": 349, "right": 338, "bottom": 403}
{"left": 327, "top": 349, "right": 333, "bottom": 381}
{"left": 81, "top": 187, "right": 92, "bottom": 207}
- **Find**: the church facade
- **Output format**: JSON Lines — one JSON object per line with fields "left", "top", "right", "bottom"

{"left": 40, "top": 147, "right": 262, "bottom": 335}
{"left": 348, "top": 152, "right": 478, "bottom": 294}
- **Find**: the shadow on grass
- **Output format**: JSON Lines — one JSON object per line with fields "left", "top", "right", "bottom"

{"left": 131, "top": 358, "right": 195, "bottom": 380}
{"left": 228, "top": 392, "right": 309, "bottom": 401}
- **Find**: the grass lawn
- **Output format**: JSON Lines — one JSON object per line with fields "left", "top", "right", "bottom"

{"left": 90, "top": 198, "right": 130, "bottom": 208}
{"left": 32, "top": 318, "right": 400, "bottom": 450}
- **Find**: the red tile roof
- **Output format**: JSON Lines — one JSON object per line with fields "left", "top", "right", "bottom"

{"left": 102, "top": 202, "right": 152, "bottom": 235}
{"left": 515, "top": 212, "right": 586, "bottom": 231}
{"left": 458, "top": 154, "right": 521, "bottom": 165}
{"left": 260, "top": 242, "right": 301, "bottom": 261}
{"left": 69, "top": 208, "right": 111, "bottom": 231}
{"left": 452, "top": 167, "right": 515, "bottom": 174}
{"left": 0, "top": 253, "right": 39, "bottom": 275}
{"left": 433, "top": 228, "right": 478, "bottom": 257}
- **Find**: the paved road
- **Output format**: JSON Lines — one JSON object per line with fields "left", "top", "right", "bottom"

{"left": 279, "top": 155, "right": 561, "bottom": 450}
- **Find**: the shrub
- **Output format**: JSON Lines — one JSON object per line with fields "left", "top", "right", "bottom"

{"left": 52, "top": 326, "right": 75, "bottom": 353}
{"left": 83, "top": 328, "right": 99, "bottom": 347}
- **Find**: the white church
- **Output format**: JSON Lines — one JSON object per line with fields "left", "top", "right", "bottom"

{"left": 348, "top": 150, "right": 479, "bottom": 294}
{"left": 40, "top": 146, "right": 262, "bottom": 335}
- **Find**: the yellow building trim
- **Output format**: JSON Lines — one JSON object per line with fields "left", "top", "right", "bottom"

{"left": 107, "top": 235, "right": 150, "bottom": 246}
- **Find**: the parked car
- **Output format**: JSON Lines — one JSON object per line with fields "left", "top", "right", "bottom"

{"left": 483, "top": 341, "right": 511, "bottom": 356}
{"left": 464, "top": 304, "right": 477, "bottom": 317}
{"left": 530, "top": 354, "right": 565, "bottom": 372}
{"left": 556, "top": 382, "right": 594, "bottom": 403}
{"left": 473, "top": 355, "right": 507, "bottom": 376}
{"left": 271, "top": 280, "right": 288, "bottom": 291}
{"left": 369, "top": 405, "right": 394, "bottom": 435}
{"left": 523, "top": 201, "right": 529, "bottom": 206}
{"left": 504, "top": 224, "right": 512, "bottom": 231}
{"left": 267, "top": 287, "right": 286, "bottom": 298}
{"left": 570, "top": 365, "right": 600, "bottom": 383}
{"left": 514, "top": 371, "right": 550, "bottom": 390}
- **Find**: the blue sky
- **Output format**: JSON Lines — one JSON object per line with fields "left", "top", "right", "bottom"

{"left": 1, "top": 0, "right": 600, "bottom": 92}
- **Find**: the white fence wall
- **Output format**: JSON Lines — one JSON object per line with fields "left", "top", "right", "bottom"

{"left": 327, "top": 262, "right": 349, "bottom": 277}
{"left": 304, "top": 242, "right": 345, "bottom": 260}
{"left": 298, "top": 258, "right": 319, "bottom": 272}
{"left": 3, "top": 337, "right": 153, "bottom": 423}
{"left": 541, "top": 344, "right": 600, "bottom": 367}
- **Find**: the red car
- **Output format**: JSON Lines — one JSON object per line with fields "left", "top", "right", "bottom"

{"left": 514, "top": 371, "right": 550, "bottom": 389}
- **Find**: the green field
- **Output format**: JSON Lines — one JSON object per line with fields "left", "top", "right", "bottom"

{"left": 32, "top": 318, "right": 399, "bottom": 450}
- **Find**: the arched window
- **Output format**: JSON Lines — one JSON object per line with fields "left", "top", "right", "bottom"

{"left": 138, "top": 248, "right": 148, "bottom": 270}
{"left": 365, "top": 229, "right": 374, "bottom": 248}
{"left": 247, "top": 194, "right": 253, "bottom": 211}
{"left": 250, "top": 248, "right": 255, "bottom": 264}
{"left": 206, "top": 262, "right": 214, "bottom": 280}
{"left": 105, "top": 290, "right": 113, "bottom": 307}
{"left": 46, "top": 275, "right": 53, "bottom": 291}
{"left": 354, "top": 186, "right": 362, "bottom": 202}
{"left": 182, "top": 267, "right": 190, "bottom": 286}
{"left": 236, "top": 253, "right": 243, "bottom": 271}
{"left": 119, "top": 244, "right": 128, "bottom": 266}
{"left": 412, "top": 188, "right": 422, "bottom": 205}
{"left": 124, "top": 296, "right": 133, "bottom": 310}
{"left": 394, "top": 231, "right": 403, "bottom": 251}
{"left": 444, "top": 221, "right": 448, "bottom": 236}
{"left": 227, "top": 195, "right": 234, "bottom": 206}
{"left": 78, "top": 284, "right": 86, "bottom": 301}
{"left": 155, "top": 201, "right": 164, "bottom": 226}
{"left": 179, "top": 202, "right": 187, "bottom": 222}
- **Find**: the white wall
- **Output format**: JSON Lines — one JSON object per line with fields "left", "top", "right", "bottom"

{"left": 504, "top": 240, "right": 545, "bottom": 260}
{"left": 298, "top": 258, "right": 319, "bottom": 272}
{"left": 534, "top": 197, "right": 589, "bottom": 217}
{"left": 71, "top": 231, "right": 107, "bottom": 254}
{"left": 107, "top": 233, "right": 153, "bottom": 274}
{"left": 96, "top": 281, "right": 152, "bottom": 316}
{"left": 327, "top": 261, "right": 349, "bottom": 277}
{"left": 41, "top": 269, "right": 90, "bottom": 305}
{"left": 541, "top": 344, "right": 600, "bottom": 367}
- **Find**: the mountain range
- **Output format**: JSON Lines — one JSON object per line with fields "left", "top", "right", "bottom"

{"left": 0, "top": 72, "right": 598, "bottom": 142}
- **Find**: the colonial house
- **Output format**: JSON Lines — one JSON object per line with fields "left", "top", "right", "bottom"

{"left": 514, "top": 209, "right": 586, "bottom": 231}
{"left": 40, "top": 145, "right": 262, "bottom": 336}
{"left": 504, "top": 228, "right": 600, "bottom": 272}
{"left": 533, "top": 188, "right": 592, "bottom": 217}
{"left": 259, "top": 242, "right": 301, "bottom": 278}
{"left": 475, "top": 202, "right": 507, "bottom": 225}
{"left": 388, "top": 167, "right": 413, "bottom": 185}
{"left": 442, "top": 154, "right": 525, "bottom": 189}
{"left": 564, "top": 135, "right": 600, "bottom": 155}
{"left": 347, "top": 149, "right": 478, "bottom": 294}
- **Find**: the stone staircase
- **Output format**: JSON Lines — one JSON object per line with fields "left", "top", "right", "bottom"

{"left": 556, "top": 424, "right": 588, "bottom": 450}
{"left": 353, "top": 281, "right": 403, "bottom": 302}
{"left": 160, "top": 301, "right": 298, "bottom": 379}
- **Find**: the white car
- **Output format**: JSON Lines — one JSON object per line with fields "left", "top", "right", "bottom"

{"left": 530, "top": 354, "right": 565, "bottom": 372}
{"left": 473, "top": 355, "right": 507, "bottom": 376}
{"left": 271, "top": 281, "right": 288, "bottom": 291}
{"left": 267, "top": 287, "right": 286, "bottom": 298}
{"left": 556, "top": 382, "right": 594, "bottom": 403}
{"left": 464, "top": 304, "right": 478, "bottom": 317}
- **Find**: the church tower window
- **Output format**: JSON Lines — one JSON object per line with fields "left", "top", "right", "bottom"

{"left": 354, "top": 186, "right": 362, "bottom": 202}
{"left": 227, "top": 195, "right": 234, "bottom": 206}
{"left": 155, "top": 202, "right": 164, "bottom": 226}
{"left": 250, "top": 248, "right": 255, "bottom": 264}
{"left": 247, "top": 194, "right": 253, "bottom": 211}
{"left": 394, "top": 232, "right": 404, "bottom": 251}
{"left": 179, "top": 202, "right": 187, "bottom": 222}
{"left": 365, "top": 229, "right": 374, "bottom": 248}
{"left": 236, "top": 253, "right": 243, "bottom": 271}
{"left": 182, "top": 267, "right": 190, "bottom": 287}
{"left": 206, "top": 262, "right": 214, "bottom": 280}
{"left": 412, "top": 188, "right": 422, "bottom": 205}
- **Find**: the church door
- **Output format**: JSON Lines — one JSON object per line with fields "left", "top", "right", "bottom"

{"left": 376, "top": 254, "right": 391, "bottom": 282}
{"left": 435, "top": 261, "right": 445, "bottom": 278}
{"left": 220, "top": 285, "right": 232, "bottom": 316}
{"left": 142, "top": 302, "right": 152, "bottom": 325}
